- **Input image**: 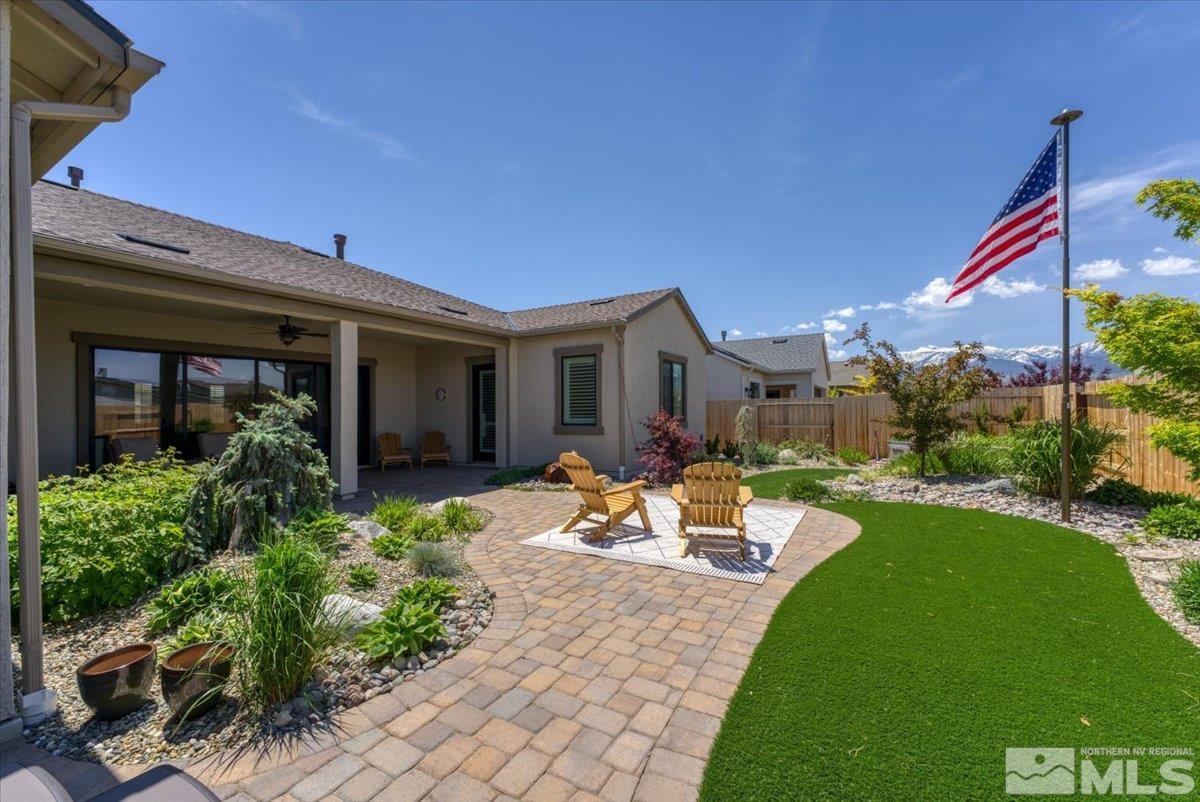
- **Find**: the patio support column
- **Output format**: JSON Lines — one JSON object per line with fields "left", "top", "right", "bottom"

{"left": 493, "top": 344, "right": 509, "bottom": 468}
{"left": 331, "top": 320, "right": 358, "bottom": 499}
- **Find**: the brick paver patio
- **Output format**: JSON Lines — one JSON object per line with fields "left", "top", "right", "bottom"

{"left": 5, "top": 469, "right": 859, "bottom": 801}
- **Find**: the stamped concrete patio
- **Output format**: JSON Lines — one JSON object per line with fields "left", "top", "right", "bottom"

{"left": 5, "top": 469, "right": 859, "bottom": 802}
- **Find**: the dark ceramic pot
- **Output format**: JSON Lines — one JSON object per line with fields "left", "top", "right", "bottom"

{"left": 160, "top": 642, "right": 235, "bottom": 721}
{"left": 76, "top": 642, "right": 156, "bottom": 720}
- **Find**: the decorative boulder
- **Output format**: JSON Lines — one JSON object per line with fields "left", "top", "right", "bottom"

{"left": 844, "top": 473, "right": 866, "bottom": 486}
{"left": 777, "top": 449, "right": 798, "bottom": 465}
{"left": 542, "top": 463, "right": 571, "bottom": 484}
{"left": 430, "top": 496, "right": 470, "bottom": 512}
{"left": 322, "top": 594, "right": 384, "bottom": 638}
{"left": 348, "top": 519, "right": 391, "bottom": 540}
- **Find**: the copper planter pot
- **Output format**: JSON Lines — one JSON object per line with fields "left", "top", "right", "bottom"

{"left": 160, "top": 642, "right": 235, "bottom": 721}
{"left": 76, "top": 643, "right": 156, "bottom": 720}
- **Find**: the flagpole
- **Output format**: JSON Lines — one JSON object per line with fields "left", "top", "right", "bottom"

{"left": 1051, "top": 108, "right": 1082, "bottom": 524}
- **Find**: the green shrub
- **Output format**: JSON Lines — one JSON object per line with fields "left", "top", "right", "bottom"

{"left": 186, "top": 393, "right": 333, "bottom": 553}
{"left": 394, "top": 577, "right": 459, "bottom": 610}
{"left": 1008, "top": 417, "right": 1124, "bottom": 499}
{"left": 751, "top": 442, "right": 779, "bottom": 465}
{"left": 936, "top": 434, "right": 1011, "bottom": 476}
{"left": 781, "top": 477, "right": 835, "bottom": 504}
{"left": 484, "top": 465, "right": 548, "bottom": 486}
{"left": 346, "top": 563, "right": 380, "bottom": 590}
{"left": 1142, "top": 503, "right": 1200, "bottom": 540}
{"left": 721, "top": 438, "right": 739, "bottom": 460}
{"left": 778, "top": 440, "right": 833, "bottom": 460}
{"left": 285, "top": 508, "right": 349, "bottom": 554}
{"left": 371, "top": 532, "right": 415, "bottom": 560}
{"left": 440, "top": 500, "right": 483, "bottom": 534}
{"left": 145, "top": 566, "right": 237, "bottom": 634}
{"left": 878, "top": 450, "right": 947, "bottom": 477}
{"left": 403, "top": 514, "right": 449, "bottom": 543}
{"left": 159, "top": 609, "right": 234, "bottom": 661}
{"left": 1086, "top": 478, "right": 1196, "bottom": 510}
{"left": 1171, "top": 559, "right": 1200, "bottom": 623}
{"left": 355, "top": 602, "right": 446, "bottom": 663}
{"left": 368, "top": 494, "right": 419, "bottom": 531}
{"left": 837, "top": 447, "right": 870, "bottom": 466}
{"left": 735, "top": 406, "right": 758, "bottom": 465}
{"left": 230, "top": 532, "right": 341, "bottom": 710}
{"left": 6, "top": 454, "right": 198, "bottom": 623}
{"left": 408, "top": 542, "right": 460, "bottom": 577}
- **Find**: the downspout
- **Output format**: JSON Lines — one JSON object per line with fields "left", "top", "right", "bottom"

{"left": 611, "top": 324, "right": 629, "bottom": 480}
{"left": 10, "top": 86, "right": 132, "bottom": 725}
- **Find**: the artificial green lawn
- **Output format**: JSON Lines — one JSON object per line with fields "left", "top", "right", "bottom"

{"left": 700, "top": 502, "right": 1200, "bottom": 800}
{"left": 743, "top": 468, "right": 855, "bottom": 498}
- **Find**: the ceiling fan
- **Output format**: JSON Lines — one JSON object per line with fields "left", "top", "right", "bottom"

{"left": 253, "top": 315, "right": 329, "bottom": 347}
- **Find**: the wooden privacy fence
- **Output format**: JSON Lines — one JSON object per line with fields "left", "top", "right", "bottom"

{"left": 705, "top": 380, "right": 1198, "bottom": 495}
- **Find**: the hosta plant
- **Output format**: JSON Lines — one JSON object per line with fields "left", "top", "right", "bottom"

{"left": 370, "top": 532, "right": 415, "bottom": 560}
{"left": 146, "top": 566, "right": 238, "bottom": 634}
{"left": 346, "top": 563, "right": 380, "bottom": 590}
{"left": 355, "top": 603, "right": 446, "bottom": 662}
{"left": 394, "top": 578, "right": 459, "bottom": 611}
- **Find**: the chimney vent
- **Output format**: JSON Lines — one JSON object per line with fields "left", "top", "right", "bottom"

{"left": 333, "top": 233, "right": 347, "bottom": 259}
{"left": 67, "top": 165, "right": 84, "bottom": 188}
{"left": 721, "top": 330, "right": 727, "bottom": 341}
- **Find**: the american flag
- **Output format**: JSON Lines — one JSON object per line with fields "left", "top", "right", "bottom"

{"left": 186, "top": 355, "right": 223, "bottom": 377}
{"left": 947, "top": 134, "right": 1060, "bottom": 302}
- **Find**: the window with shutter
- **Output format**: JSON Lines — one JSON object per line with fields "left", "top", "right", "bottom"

{"left": 561, "top": 355, "right": 598, "bottom": 426}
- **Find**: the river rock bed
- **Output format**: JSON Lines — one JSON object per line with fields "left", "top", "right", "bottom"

{"left": 17, "top": 503, "right": 494, "bottom": 765}
{"left": 828, "top": 474, "right": 1200, "bottom": 647}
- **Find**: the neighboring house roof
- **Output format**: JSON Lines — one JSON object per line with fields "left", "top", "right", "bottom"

{"left": 828, "top": 359, "right": 866, "bottom": 387}
{"left": 711, "top": 333, "right": 827, "bottom": 373}
{"left": 31, "top": 181, "right": 707, "bottom": 344}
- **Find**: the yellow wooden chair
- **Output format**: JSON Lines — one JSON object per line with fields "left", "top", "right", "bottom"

{"left": 671, "top": 461, "right": 753, "bottom": 560}
{"left": 420, "top": 430, "right": 451, "bottom": 468}
{"left": 377, "top": 432, "right": 413, "bottom": 472}
{"left": 559, "top": 452, "right": 653, "bottom": 542}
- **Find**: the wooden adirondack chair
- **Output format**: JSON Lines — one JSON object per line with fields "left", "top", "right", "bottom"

{"left": 671, "top": 461, "right": 754, "bottom": 560}
{"left": 559, "top": 452, "right": 653, "bottom": 543}
{"left": 377, "top": 432, "right": 413, "bottom": 472}
{"left": 420, "top": 430, "right": 451, "bottom": 468}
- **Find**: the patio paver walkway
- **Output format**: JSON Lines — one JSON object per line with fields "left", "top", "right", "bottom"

{"left": 5, "top": 471, "right": 859, "bottom": 801}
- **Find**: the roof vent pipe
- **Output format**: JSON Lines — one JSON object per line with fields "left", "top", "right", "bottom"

{"left": 721, "top": 330, "right": 727, "bottom": 341}
{"left": 333, "top": 233, "right": 347, "bottom": 259}
{"left": 67, "top": 165, "right": 84, "bottom": 188}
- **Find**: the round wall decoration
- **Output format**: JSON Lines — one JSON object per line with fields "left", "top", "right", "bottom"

{"left": 435, "top": 388, "right": 447, "bottom": 401}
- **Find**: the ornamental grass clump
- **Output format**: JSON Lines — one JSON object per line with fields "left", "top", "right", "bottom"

{"left": 368, "top": 494, "right": 420, "bottom": 531}
{"left": 440, "top": 499, "right": 483, "bottom": 534}
{"left": 936, "top": 434, "right": 1012, "bottom": 476}
{"left": 837, "top": 447, "right": 870, "bottom": 466}
{"left": 734, "top": 406, "right": 758, "bottom": 466}
{"left": 1008, "top": 417, "right": 1124, "bottom": 499}
{"left": 408, "top": 542, "right": 460, "bottom": 577}
{"left": 7, "top": 453, "right": 199, "bottom": 622}
{"left": 403, "top": 514, "right": 449, "bottom": 543}
{"left": 346, "top": 563, "right": 380, "bottom": 590}
{"left": 1171, "top": 559, "right": 1200, "bottom": 623}
{"left": 186, "top": 393, "right": 333, "bottom": 553}
{"left": 230, "top": 532, "right": 343, "bottom": 710}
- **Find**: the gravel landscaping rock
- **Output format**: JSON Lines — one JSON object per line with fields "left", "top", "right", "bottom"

{"left": 16, "top": 502, "right": 495, "bottom": 766}
{"left": 827, "top": 474, "right": 1200, "bottom": 647}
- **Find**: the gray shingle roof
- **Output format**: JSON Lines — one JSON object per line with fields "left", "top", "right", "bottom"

{"left": 712, "top": 334, "right": 826, "bottom": 373}
{"left": 828, "top": 360, "right": 866, "bottom": 386}
{"left": 31, "top": 181, "right": 679, "bottom": 335}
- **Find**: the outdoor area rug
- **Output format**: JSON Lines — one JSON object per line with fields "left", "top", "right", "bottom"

{"left": 519, "top": 495, "right": 806, "bottom": 584}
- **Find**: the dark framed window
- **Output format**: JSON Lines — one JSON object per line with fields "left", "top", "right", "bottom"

{"left": 659, "top": 351, "right": 687, "bottom": 421}
{"left": 554, "top": 344, "right": 603, "bottom": 434}
{"left": 747, "top": 381, "right": 761, "bottom": 399}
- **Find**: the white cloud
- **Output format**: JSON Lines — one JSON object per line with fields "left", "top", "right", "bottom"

{"left": 1140, "top": 254, "right": 1199, "bottom": 277}
{"left": 1074, "top": 143, "right": 1198, "bottom": 216}
{"left": 1153, "top": 246, "right": 1166, "bottom": 253}
{"left": 859, "top": 301, "right": 898, "bottom": 311}
{"left": 823, "top": 333, "right": 839, "bottom": 347}
{"left": 822, "top": 318, "right": 847, "bottom": 333}
{"left": 824, "top": 306, "right": 855, "bottom": 318}
{"left": 828, "top": 348, "right": 847, "bottom": 359}
{"left": 903, "top": 276, "right": 972, "bottom": 314}
{"left": 1074, "top": 259, "right": 1128, "bottom": 281}
{"left": 755, "top": 330, "right": 769, "bottom": 337}
{"left": 979, "top": 275, "right": 1047, "bottom": 298}
{"left": 286, "top": 87, "right": 417, "bottom": 161}
{"left": 780, "top": 321, "right": 816, "bottom": 333}
{"left": 729, "top": 328, "right": 742, "bottom": 337}
{"left": 217, "top": 1, "right": 303, "bottom": 39}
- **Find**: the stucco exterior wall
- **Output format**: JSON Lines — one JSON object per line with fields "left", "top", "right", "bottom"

{"left": 765, "top": 371, "right": 815, "bottom": 398}
{"left": 624, "top": 297, "right": 708, "bottom": 462}
{"left": 25, "top": 296, "right": 419, "bottom": 477}
{"left": 509, "top": 327, "right": 622, "bottom": 472}
{"left": 413, "top": 341, "right": 494, "bottom": 462}
{"left": 705, "top": 354, "right": 769, "bottom": 401}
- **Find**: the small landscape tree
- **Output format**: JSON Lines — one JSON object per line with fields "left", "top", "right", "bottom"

{"left": 847, "top": 324, "right": 993, "bottom": 476}
{"left": 734, "top": 405, "right": 758, "bottom": 466}
{"left": 186, "top": 392, "right": 334, "bottom": 552}
{"left": 1136, "top": 178, "right": 1200, "bottom": 241}
{"left": 636, "top": 410, "right": 702, "bottom": 485}
{"left": 1006, "top": 345, "right": 1111, "bottom": 387}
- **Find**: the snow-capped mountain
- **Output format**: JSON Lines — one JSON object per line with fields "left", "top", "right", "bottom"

{"left": 898, "top": 341, "right": 1121, "bottom": 379}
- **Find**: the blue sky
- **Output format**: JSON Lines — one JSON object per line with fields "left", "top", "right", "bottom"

{"left": 61, "top": 1, "right": 1200, "bottom": 357}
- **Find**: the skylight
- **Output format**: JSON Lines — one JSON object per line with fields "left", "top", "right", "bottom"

{"left": 437, "top": 305, "right": 469, "bottom": 316}
{"left": 772, "top": 338, "right": 789, "bottom": 344}
{"left": 588, "top": 298, "right": 615, "bottom": 306}
{"left": 118, "top": 232, "right": 190, "bottom": 254}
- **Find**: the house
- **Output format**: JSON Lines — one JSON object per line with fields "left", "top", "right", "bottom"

{"left": 706, "top": 333, "right": 832, "bottom": 400}
{"left": 25, "top": 180, "right": 712, "bottom": 493}
{"left": 3, "top": 0, "right": 164, "bottom": 737}
{"left": 827, "top": 359, "right": 869, "bottom": 394}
